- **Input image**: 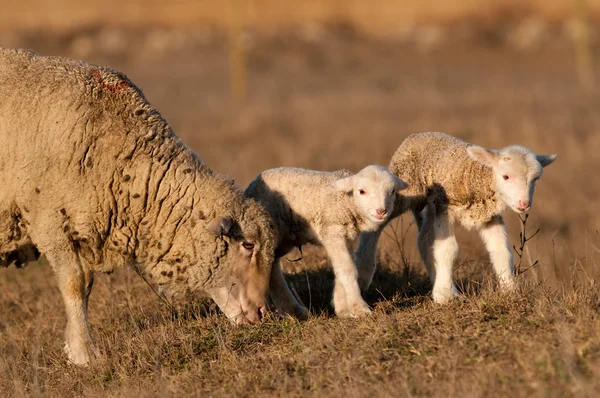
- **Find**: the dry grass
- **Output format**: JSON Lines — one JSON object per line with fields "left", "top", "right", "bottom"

{"left": 1, "top": 18, "right": 600, "bottom": 397}
{"left": 1, "top": 239, "right": 599, "bottom": 397}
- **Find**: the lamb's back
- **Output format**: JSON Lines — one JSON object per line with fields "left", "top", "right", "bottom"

{"left": 390, "top": 132, "right": 496, "bottom": 210}
{"left": 246, "top": 168, "right": 355, "bottom": 248}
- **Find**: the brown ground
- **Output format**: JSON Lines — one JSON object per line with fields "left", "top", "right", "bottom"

{"left": 1, "top": 21, "right": 600, "bottom": 397}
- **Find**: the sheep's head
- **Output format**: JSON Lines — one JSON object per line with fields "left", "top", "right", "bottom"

{"left": 467, "top": 145, "right": 557, "bottom": 214}
{"left": 204, "top": 199, "right": 275, "bottom": 324}
{"left": 329, "top": 165, "right": 408, "bottom": 226}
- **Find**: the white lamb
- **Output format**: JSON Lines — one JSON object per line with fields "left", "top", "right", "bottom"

{"left": 245, "top": 165, "right": 408, "bottom": 318}
{"left": 360, "top": 132, "right": 556, "bottom": 304}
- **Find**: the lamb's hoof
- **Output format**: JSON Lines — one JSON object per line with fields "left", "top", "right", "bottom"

{"left": 499, "top": 279, "right": 517, "bottom": 293}
{"left": 357, "top": 279, "right": 372, "bottom": 295}
{"left": 432, "top": 287, "right": 461, "bottom": 305}
{"left": 275, "top": 303, "right": 309, "bottom": 320}
{"left": 291, "top": 305, "right": 309, "bottom": 320}
{"left": 279, "top": 305, "right": 309, "bottom": 320}
{"left": 336, "top": 301, "right": 372, "bottom": 318}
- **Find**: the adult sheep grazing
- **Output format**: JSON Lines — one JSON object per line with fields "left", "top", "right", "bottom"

{"left": 371, "top": 132, "right": 556, "bottom": 304}
{"left": 245, "top": 165, "right": 408, "bottom": 318}
{"left": 0, "top": 48, "right": 276, "bottom": 365}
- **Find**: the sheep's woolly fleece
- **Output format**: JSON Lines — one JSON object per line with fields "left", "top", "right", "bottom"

{"left": 0, "top": 47, "right": 275, "bottom": 295}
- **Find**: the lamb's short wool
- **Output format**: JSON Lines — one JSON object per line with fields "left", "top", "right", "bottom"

{"left": 245, "top": 165, "right": 407, "bottom": 318}
{"left": 378, "top": 132, "right": 557, "bottom": 303}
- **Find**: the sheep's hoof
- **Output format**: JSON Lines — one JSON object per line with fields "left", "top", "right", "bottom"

{"left": 64, "top": 342, "right": 97, "bottom": 366}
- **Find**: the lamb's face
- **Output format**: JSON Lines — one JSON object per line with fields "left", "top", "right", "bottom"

{"left": 205, "top": 201, "right": 275, "bottom": 324}
{"left": 330, "top": 165, "right": 408, "bottom": 225}
{"left": 467, "top": 145, "right": 557, "bottom": 214}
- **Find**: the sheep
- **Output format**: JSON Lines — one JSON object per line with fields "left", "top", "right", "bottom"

{"left": 245, "top": 165, "right": 408, "bottom": 318}
{"left": 0, "top": 48, "right": 276, "bottom": 365}
{"left": 358, "top": 132, "right": 556, "bottom": 304}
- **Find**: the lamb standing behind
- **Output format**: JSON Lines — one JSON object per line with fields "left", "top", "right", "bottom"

{"left": 245, "top": 165, "right": 407, "bottom": 318}
{"left": 377, "top": 132, "right": 556, "bottom": 303}
{"left": 0, "top": 48, "right": 276, "bottom": 365}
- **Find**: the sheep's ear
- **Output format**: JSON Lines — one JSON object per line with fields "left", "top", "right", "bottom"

{"left": 466, "top": 146, "right": 497, "bottom": 167}
{"left": 394, "top": 176, "right": 409, "bottom": 192}
{"left": 537, "top": 154, "right": 557, "bottom": 168}
{"left": 328, "top": 175, "right": 355, "bottom": 193}
{"left": 206, "top": 216, "right": 232, "bottom": 236}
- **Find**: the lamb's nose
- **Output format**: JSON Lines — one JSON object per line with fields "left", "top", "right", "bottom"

{"left": 517, "top": 200, "right": 530, "bottom": 211}
{"left": 376, "top": 208, "right": 387, "bottom": 216}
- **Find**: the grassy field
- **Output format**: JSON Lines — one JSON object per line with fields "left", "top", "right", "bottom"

{"left": 1, "top": 13, "right": 600, "bottom": 397}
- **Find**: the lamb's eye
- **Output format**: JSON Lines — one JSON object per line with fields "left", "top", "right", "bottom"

{"left": 242, "top": 241, "right": 254, "bottom": 251}
{"left": 359, "top": 189, "right": 366, "bottom": 195}
{"left": 502, "top": 175, "right": 509, "bottom": 181}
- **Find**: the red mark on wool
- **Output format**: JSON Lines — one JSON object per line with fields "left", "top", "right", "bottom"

{"left": 90, "top": 69, "right": 130, "bottom": 93}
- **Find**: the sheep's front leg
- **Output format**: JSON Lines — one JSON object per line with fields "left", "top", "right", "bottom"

{"left": 479, "top": 216, "right": 515, "bottom": 291}
{"left": 47, "top": 251, "right": 97, "bottom": 365}
{"left": 355, "top": 230, "right": 382, "bottom": 293}
{"left": 429, "top": 209, "right": 460, "bottom": 304}
{"left": 269, "top": 258, "right": 308, "bottom": 319}
{"left": 324, "top": 237, "right": 371, "bottom": 318}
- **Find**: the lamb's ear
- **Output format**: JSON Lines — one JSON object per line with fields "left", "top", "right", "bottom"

{"left": 328, "top": 175, "right": 355, "bottom": 193}
{"left": 466, "top": 146, "right": 497, "bottom": 167}
{"left": 394, "top": 176, "right": 409, "bottom": 192}
{"left": 537, "top": 154, "right": 557, "bottom": 168}
{"left": 206, "top": 216, "right": 233, "bottom": 236}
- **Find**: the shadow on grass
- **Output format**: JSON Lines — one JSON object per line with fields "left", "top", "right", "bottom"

{"left": 283, "top": 264, "right": 432, "bottom": 316}
{"left": 128, "top": 262, "right": 493, "bottom": 324}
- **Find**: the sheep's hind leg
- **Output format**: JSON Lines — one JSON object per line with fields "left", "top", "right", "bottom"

{"left": 269, "top": 258, "right": 308, "bottom": 319}
{"left": 355, "top": 230, "right": 382, "bottom": 293}
{"left": 325, "top": 237, "right": 371, "bottom": 318}
{"left": 428, "top": 208, "right": 460, "bottom": 304}
{"left": 479, "top": 215, "right": 516, "bottom": 291}
{"left": 46, "top": 250, "right": 97, "bottom": 365}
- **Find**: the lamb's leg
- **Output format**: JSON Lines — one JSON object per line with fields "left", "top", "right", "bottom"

{"left": 479, "top": 215, "right": 516, "bottom": 291}
{"left": 324, "top": 237, "right": 371, "bottom": 318}
{"left": 355, "top": 230, "right": 382, "bottom": 293}
{"left": 429, "top": 209, "right": 460, "bottom": 304}
{"left": 268, "top": 258, "right": 308, "bottom": 319}
{"left": 413, "top": 208, "right": 424, "bottom": 231}
{"left": 415, "top": 207, "right": 435, "bottom": 282}
{"left": 46, "top": 251, "right": 97, "bottom": 365}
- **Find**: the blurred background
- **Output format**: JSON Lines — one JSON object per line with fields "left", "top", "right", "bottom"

{"left": 1, "top": 0, "right": 599, "bottom": 286}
